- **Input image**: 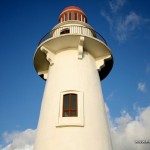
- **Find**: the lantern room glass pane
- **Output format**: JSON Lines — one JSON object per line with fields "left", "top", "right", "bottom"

{"left": 79, "top": 14, "right": 81, "bottom": 21}
{"left": 64, "top": 13, "right": 67, "bottom": 21}
{"left": 69, "top": 12, "right": 72, "bottom": 20}
{"left": 75, "top": 12, "right": 77, "bottom": 20}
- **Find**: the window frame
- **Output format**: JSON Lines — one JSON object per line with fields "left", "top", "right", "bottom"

{"left": 56, "top": 90, "right": 84, "bottom": 127}
{"left": 62, "top": 93, "right": 78, "bottom": 117}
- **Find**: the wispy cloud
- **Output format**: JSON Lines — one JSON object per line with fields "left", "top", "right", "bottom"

{"left": 146, "top": 63, "right": 150, "bottom": 73}
{"left": 101, "top": 1, "right": 150, "bottom": 42}
{"left": 106, "top": 91, "right": 115, "bottom": 100}
{"left": 100, "top": 10, "right": 113, "bottom": 27}
{"left": 101, "top": 10, "right": 142, "bottom": 42}
{"left": 115, "top": 11, "right": 141, "bottom": 41}
{"left": 137, "top": 82, "right": 146, "bottom": 92}
{"left": 109, "top": 0, "right": 126, "bottom": 13}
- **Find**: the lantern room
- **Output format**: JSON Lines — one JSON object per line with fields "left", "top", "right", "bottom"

{"left": 59, "top": 6, "right": 87, "bottom": 23}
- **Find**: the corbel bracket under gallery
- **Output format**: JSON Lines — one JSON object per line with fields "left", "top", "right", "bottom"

{"left": 78, "top": 36, "right": 84, "bottom": 59}
{"left": 40, "top": 46, "right": 55, "bottom": 66}
{"left": 38, "top": 70, "right": 48, "bottom": 80}
{"left": 96, "top": 55, "right": 112, "bottom": 70}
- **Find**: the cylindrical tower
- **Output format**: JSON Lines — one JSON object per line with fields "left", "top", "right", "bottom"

{"left": 33, "top": 6, "right": 113, "bottom": 150}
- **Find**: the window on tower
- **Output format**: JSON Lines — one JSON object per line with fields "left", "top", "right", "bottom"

{"left": 63, "top": 93, "right": 78, "bottom": 117}
{"left": 60, "top": 28, "right": 70, "bottom": 34}
{"left": 56, "top": 90, "right": 84, "bottom": 127}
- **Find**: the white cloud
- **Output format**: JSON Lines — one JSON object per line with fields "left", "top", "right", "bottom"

{"left": 114, "top": 110, "right": 132, "bottom": 126}
{"left": 137, "top": 82, "right": 146, "bottom": 92}
{"left": 0, "top": 129, "right": 36, "bottom": 150}
{"left": 1, "top": 106, "right": 150, "bottom": 150}
{"left": 110, "top": 106, "right": 150, "bottom": 150}
{"left": 109, "top": 0, "right": 126, "bottom": 13}
{"left": 0, "top": 145, "right": 3, "bottom": 150}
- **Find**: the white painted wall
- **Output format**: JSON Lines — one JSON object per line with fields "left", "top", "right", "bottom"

{"left": 34, "top": 49, "right": 112, "bottom": 150}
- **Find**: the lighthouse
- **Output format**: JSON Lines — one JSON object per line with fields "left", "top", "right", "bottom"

{"left": 33, "top": 6, "right": 113, "bottom": 150}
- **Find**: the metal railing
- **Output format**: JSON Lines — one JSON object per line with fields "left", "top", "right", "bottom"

{"left": 38, "top": 25, "right": 107, "bottom": 45}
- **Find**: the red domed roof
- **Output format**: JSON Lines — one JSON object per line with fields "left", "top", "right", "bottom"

{"left": 60, "top": 6, "right": 86, "bottom": 16}
{"left": 62, "top": 6, "right": 84, "bottom": 12}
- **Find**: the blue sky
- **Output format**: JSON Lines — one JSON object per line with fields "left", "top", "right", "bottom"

{"left": 0, "top": 0, "right": 150, "bottom": 149}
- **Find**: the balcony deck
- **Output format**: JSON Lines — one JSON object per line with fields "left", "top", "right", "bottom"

{"left": 38, "top": 25, "right": 107, "bottom": 46}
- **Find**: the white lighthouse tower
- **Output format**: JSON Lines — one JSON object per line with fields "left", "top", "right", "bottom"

{"left": 33, "top": 6, "right": 113, "bottom": 150}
